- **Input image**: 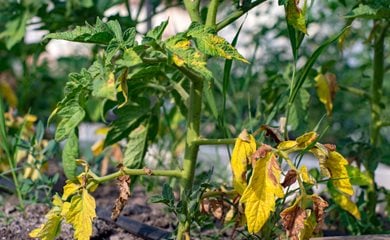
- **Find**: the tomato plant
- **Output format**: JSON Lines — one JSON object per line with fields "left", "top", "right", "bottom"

{"left": 0, "top": 0, "right": 388, "bottom": 239}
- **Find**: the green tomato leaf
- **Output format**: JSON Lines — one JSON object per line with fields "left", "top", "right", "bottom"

{"left": 62, "top": 130, "right": 79, "bottom": 180}
{"left": 44, "top": 18, "right": 119, "bottom": 45}
{"left": 187, "top": 23, "right": 248, "bottom": 63}
{"left": 123, "top": 122, "right": 149, "bottom": 168}
{"left": 104, "top": 100, "right": 150, "bottom": 147}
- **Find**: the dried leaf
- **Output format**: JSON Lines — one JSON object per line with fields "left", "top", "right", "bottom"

{"left": 282, "top": 169, "right": 298, "bottom": 188}
{"left": 112, "top": 175, "right": 131, "bottom": 221}
{"left": 311, "top": 195, "right": 329, "bottom": 232}
{"left": 299, "top": 211, "right": 317, "bottom": 240}
{"left": 280, "top": 197, "right": 307, "bottom": 240}
{"left": 260, "top": 125, "right": 284, "bottom": 143}
{"left": 240, "top": 152, "right": 284, "bottom": 233}
{"left": 231, "top": 129, "right": 256, "bottom": 195}
{"left": 252, "top": 144, "right": 273, "bottom": 161}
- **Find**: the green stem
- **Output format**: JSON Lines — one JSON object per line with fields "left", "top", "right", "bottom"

{"left": 88, "top": 168, "right": 182, "bottom": 183}
{"left": 339, "top": 85, "right": 371, "bottom": 100}
{"left": 216, "top": 0, "right": 267, "bottom": 31}
{"left": 370, "top": 21, "right": 387, "bottom": 147}
{"left": 183, "top": 0, "right": 201, "bottom": 22}
{"left": 367, "top": 20, "right": 388, "bottom": 220}
{"left": 193, "top": 138, "right": 236, "bottom": 145}
{"left": 205, "top": 0, "right": 219, "bottom": 27}
{"left": 177, "top": 79, "right": 204, "bottom": 239}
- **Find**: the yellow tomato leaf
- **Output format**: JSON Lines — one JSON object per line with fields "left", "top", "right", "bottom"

{"left": 300, "top": 165, "right": 316, "bottom": 185}
{"left": 310, "top": 145, "right": 331, "bottom": 177}
{"left": 326, "top": 151, "right": 353, "bottom": 196}
{"left": 296, "top": 131, "right": 318, "bottom": 148}
{"left": 91, "top": 139, "right": 105, "bottom": 156}
{"left": 315, "top": 73, "right": 337, "bottom": 116}
{"left": 329, "top": 185, "right": 360, "bottom": 219}
{"left": 62, "top": 180, "right": 81, "bottom": 200}
{"left": 231, "top": 129, "right": 256, "bottom": 195}
{"left": 0, "top": 79, "right": 17, "bottom": 107}
{"left": 277, "top": 140, "right": 298, "bottom": 151}
{"left": 29, "top": 195, "right": 63, "bottom": 240}
{"left": 240, "top": 152, "right": 284, "bottom": 233}
{"left": 64, "top": 189, "right": 96, "bottom": 240}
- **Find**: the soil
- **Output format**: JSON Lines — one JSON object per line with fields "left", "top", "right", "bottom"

{"left": 0, "top": 183, "right": 175, "bottom": 240}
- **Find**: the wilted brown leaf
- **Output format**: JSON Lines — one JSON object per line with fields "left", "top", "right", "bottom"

{"left": 111, "top": 175, "right": 131, "bottom": 221}
{"left": 280, "top": 197, "right": 307, "bottom": 240}
{"left": 312, "top": 195, "right": 329, "bottom": 233}
{"left": 282, "top": 169, "right": 298, "bottom": 188}
{"left": 260, "top": 125, "right": 284, "bottom": 143}
{"left": 324, "top": 143, "right": 336, "bottom": 152}
{"left": 252, "top": 144, "right": 273, "bottom": 162}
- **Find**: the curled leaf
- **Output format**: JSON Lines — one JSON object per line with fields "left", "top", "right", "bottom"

{"left": 311, "top": 195, "right": 329, "bottom": 232}
{"left": 231, "top": 129, "right": 256, "bottom": 195}
{"left": 296, "top": 131, "right": 318, "bottom": 148}
{"left": 282, "top": 169, "right": 298, "bottom": 188}
{"left": 277, "top": 140, "right": 298, "bottom": 151}
{"left": 280, "top": 197, "right": 307, "bottom": 240}
{"left": 112, "top": 175, "right": 131, "bottom": 221}
{"left": 300, "top": 165, "right": 316, "bottom": 185}
{"left": 315, "top": 73, "right": 337, "bottom": 116}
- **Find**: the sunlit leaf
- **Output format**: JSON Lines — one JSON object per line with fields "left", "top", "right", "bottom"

{"left": 64, "top": 189, "right": 96, "bottom": 240}
{"left": 230, "top": 129, "right": 256, "bottom": 195}
{"left": 240, "top": 152, "right": 284, "bottom": 233}
{"left": 277, "top": 140, "right": 298, "bottom": 151}
{"left": 187, "top": 23, "right": 249, "bottom": 63}
{"left": 44, "top": 18, "right": 120, "bottom": 45}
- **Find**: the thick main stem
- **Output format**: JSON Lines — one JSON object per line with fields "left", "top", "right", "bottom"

{"left": 367, "top": 20, "right": 387, "bottom": 219}
{"left": 177, "top": 80, "right": 203, "bottom": 239}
